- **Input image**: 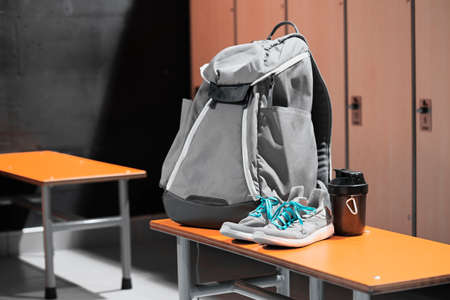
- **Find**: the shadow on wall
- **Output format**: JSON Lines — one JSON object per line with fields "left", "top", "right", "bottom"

{"left": 0, "top": 0, "right": 190, "bottom": 231}
{"left": 85, "top": 0, "right": 191, "bottom": 217}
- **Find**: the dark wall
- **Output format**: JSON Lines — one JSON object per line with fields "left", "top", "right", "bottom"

{"left": 0, "top": 0, "right": 190, "bottom": 227}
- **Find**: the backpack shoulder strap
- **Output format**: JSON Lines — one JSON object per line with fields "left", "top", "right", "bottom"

{"left": 310, "top": 55, "right": 332, "bottom": 147}
{"left": 266, "top": 23, "right": 333, "bottom": 184}
{"left": 288, "top": 32, "right": 333, "bottom": 183}
{"left": 310, "top": 54, "right": 332, "bottom": 184}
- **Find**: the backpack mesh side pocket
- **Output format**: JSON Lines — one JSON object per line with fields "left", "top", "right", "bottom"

{"left": 257, "top": 106, "right": 318, "bottom": 199}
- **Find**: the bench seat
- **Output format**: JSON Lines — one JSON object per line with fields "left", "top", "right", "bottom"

{"left": 150, "top": 218, "right": 450, "bottom": 299}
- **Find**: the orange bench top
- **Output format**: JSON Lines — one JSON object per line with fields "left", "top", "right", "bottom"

{"left": 0, "top": 151, "right": 146, "bottom": 186}
{"left": 150, "top": 218, "right": 450, "bottom": 294}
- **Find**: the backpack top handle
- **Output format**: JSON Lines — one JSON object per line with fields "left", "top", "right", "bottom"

{"left": 267, "top": 21, "right": 299, "bottom": 40}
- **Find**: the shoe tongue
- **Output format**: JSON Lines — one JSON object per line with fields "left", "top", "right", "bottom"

{"left": 288, "top": 185, "right": 304, "bottom": 201}
{"left": 291, "top": 196, "right": 308, "bottom": 206}
{"left": 274, "top": 197, "right": 308, "bottom": 226}
{"left": 264, "top": 189, "right": 281, "bottom": 200}
{"left": 308, "top": 188, "right": 324, "bottom": 209}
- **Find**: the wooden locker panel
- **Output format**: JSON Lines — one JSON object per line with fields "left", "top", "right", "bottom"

{"left": 287, "top": 0, "right": 346, "bottom": 171}
{"left": 347, "top": 0, "right": 412, "bottom": 234}
{"left": 236, "top": 0, "right": 285, "bottom": 44}
{"left": 190, "top": 0, "right": 235, "bottom": 96}
{"left": 416, "top": 0, "right": 450, "bottom": 243}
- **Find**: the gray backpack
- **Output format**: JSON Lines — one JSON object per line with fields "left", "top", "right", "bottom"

{"left": 160, "top": 22, "right": 332, "bottom": 228}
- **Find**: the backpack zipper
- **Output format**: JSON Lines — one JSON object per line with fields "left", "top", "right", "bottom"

{"left": 251, "top": 51, "right": 310, "bottom": 86}
{"left": 166, "top": 98, "right": 213, "bottom": 190}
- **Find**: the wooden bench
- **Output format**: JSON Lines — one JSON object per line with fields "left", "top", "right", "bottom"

{"left": 0, "top": 151, "right": 146, "bottom": 299}
{"left": 150, "top": 218, "right": 450, "bottom": 300}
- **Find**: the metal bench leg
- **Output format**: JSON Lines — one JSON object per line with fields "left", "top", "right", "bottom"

{"left": 119, "top": 179, "right": 132, "bottom": 289}
{"left": 353, "top": 290, "right": 370, "bottom": 300}
{"left": 276, "top": 267, "right": 290, "bottom": 297}
{"left": 42, "top": 186, "right": 57, "bottom": 299}
{"left": 177, "top": 237, "right": 194, "bottom": 300}
{"left": 309, "top": 276, "right": 323, "bottom": 300}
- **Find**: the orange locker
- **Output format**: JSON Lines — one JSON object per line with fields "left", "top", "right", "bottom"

{"left": 416, "top": 0, "right": 450, "bottom": 243}
{"left": 190, "top": 0, "right": 235, "bottom": 96}
{"left": 287, "top": 0, "right": 346, "bottom": 171}
{"left": 236, "top": 0, "right": 286, "bottom": 44}
{"left": 347, "top": 0, "right": 412, "bottom": 234}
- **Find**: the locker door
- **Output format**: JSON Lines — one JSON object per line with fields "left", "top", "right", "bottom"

{"left": 347, "top": 0, "right": 412, "bottom": 234}
{"left": 287, "top": 0, "right": 346, "bottom": 171}
{"left": 416, "top": 0, "right": 450, "bottom": 243}
{"left": 190, "top": 0, "right": 235, "bottom": 96}
{"left": 236, "top": 0, "right": 285, "bottom": 44}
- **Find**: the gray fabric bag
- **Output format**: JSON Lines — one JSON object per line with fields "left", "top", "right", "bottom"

{"left": 160, "top": 22, "right": 332, "bottom": 228}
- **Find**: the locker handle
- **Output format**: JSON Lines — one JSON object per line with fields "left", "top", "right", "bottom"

{"left": 350, "top": 96, "right": 362, "bottom": 126}
{"left": 416, "top": 106, "right": 430, "bottom": 114}
{"left": 417, "top": 99, "right": 432, "bottom": 131}
{"left": 348, "top": 103, "right": 360, "bottom": 110}
{"left": 417, "top": 99, "right": 431, "bottom": 114}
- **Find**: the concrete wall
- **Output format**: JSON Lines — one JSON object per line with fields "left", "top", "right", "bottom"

{"left": 0, "top": 0, "right": 190, "bottom": 230}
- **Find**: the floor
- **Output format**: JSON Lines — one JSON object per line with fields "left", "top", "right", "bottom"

{"left": 0, "top": 228, "right": 448, "bottom": 300}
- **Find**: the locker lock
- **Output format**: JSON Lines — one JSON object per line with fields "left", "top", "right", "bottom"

{"left": 416, "top": 106, "right": 429, "bottom": 114}
{"left": 349, "top": 96, "right": 362, "bottom": 126}
{"left": 416, "top": 102, "right": 430, "bottom": 114}
{"left": 348, "top": 102, "right": 360, "bottom": 110}
{"left": 417, "top": 99, "right": 432, "bottom": 131}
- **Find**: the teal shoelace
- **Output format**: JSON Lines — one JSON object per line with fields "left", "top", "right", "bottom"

{"left": 249, "top": 196, "right": 280, "bottom": 221}
{"left": 272, "top": 201, "right": 316, "bottom": 230}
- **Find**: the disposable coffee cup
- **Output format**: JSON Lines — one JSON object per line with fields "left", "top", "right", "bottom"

{"left": 328, "top": 169, "right": 368, "bottom": 236}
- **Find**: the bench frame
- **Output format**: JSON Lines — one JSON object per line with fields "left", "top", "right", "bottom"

{"left": 41, "top": 179, "right": 132, "bottom": 299}
{"left": 0, "top": 151, "right": 147, "bottom": 299}
{"left": 176, "top": 236, "right": 370, "bottom": 300}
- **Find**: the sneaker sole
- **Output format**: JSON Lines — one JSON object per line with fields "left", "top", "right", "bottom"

{"left": 253, "top": 223, "right": 334, "bottom": 247}
{"left": 220, "top": 223, "right": 256, "bottom": 242}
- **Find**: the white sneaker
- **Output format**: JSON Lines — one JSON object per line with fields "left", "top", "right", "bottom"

{"left": 220, "top": 186, "right": 305, "bottom": 241}
{"left": 253, "top": 183, "right": 334, "bottom": 247}
{"left": 220, "top": 195, "right": 282, "bottom": 241}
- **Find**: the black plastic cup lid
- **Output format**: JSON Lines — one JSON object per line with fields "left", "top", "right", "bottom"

{"left": 328, "top": 169, "right": 368, "bottom": 195}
